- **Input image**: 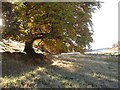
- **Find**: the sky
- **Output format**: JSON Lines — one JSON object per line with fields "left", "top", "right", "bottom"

{"left": 0, "top": 1, "right": 119, "bottom": 50}
{"left": 91, "top": 0, "right": 119, "bottom": 49}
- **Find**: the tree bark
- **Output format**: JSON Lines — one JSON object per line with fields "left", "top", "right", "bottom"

{"left": 24, "top": 39, "right": 48, "bottom": 61}
{"left": 24, "top": 40, "right": 36, "bottom": 55}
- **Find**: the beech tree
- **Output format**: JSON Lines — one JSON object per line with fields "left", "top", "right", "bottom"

{"left": 2, "top": 2, "right": 101, "bottom": 54}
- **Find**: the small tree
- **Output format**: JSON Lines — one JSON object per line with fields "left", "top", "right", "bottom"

{"left": 2, "top": 2, "right": 101, "bottom": 54}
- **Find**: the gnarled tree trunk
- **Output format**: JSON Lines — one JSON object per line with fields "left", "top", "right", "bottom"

{"left": 23, "top": 34, "right": 48, "bottom": 55}
{"left": 24, "top": 40, "right": 36, "bottom": 55}
{"left": 23, "top": 40, "right": 50, "bottom": 64}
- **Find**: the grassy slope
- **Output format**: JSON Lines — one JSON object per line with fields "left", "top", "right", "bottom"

{"left": 0, "top": 40, "right": 118, "bottom": 88}
{"left": 1, "top": 53, "right": 118, "bottom": 88}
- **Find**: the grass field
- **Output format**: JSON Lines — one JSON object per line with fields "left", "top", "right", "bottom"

{"left": 0, "top": 52, "right": 118, "bottom": 88}
{"left": 0, "top": 40, "right": 118, "bottom": 88}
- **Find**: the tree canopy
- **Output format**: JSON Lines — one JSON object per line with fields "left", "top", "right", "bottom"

{"left": 2, "top": 2, "right": 101, "bottom": 54}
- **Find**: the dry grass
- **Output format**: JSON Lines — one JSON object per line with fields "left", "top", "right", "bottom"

{"left": 0, "top": 52, "right": 118, "bottom": 88}
{"left": 0, "top": 40, "right": 118, "bottom": 88}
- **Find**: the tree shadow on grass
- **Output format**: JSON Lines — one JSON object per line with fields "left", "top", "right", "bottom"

{"left": 42, "top": 64, "right": 118, "bottom": 88}
{"left": 2, "top": 51, "right": 52, "bottom": 77}
{"left": 1, "top": 52, "right": 118, "bottom": 88}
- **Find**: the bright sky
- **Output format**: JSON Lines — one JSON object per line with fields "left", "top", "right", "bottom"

{"left": 91, "top": 0, "right": 119, "bottom": 49}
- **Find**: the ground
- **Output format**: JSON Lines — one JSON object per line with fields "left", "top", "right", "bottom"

{"left": 0, "top": 40, "right": 119, "bottom": 88}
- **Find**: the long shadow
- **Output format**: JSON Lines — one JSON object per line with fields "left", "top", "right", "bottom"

{"left": 2, "top": 51, "right": 52, "bottom": 77}
{"left": 1, "top": 52, "right": 118, "bottom": 88}
{"left": 42, "top": 63, "right": 118, "bottom": 88}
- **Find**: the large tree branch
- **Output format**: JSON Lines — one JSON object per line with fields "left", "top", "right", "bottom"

{"left": 32, "top": 32, "right": 62, "bottom": 42}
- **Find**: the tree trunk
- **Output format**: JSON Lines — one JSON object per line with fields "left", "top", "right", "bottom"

{"left": 24, "top": 40, "right": 36, "bottom": 55}
{"left": 23, "top": 38, "right": 51, "bottom": 64}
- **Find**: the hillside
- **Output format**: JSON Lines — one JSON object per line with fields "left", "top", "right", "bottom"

{"left": 0, "top": 39, "right": 119, "bottom": 55}
{"left": 0, "top": 39, "right": 118, "bottom": 88}
{"left": 85, "top": 47, "right": 119, "bottom": 55}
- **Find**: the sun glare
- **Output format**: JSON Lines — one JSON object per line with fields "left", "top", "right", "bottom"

{"left": 0, "top": 19, "right": 2, "bottom": 26}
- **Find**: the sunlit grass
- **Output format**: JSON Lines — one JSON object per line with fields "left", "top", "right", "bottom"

{"left": 1, "top": 50, "right": 118, "bottom": 88}
{"left": 2, "top": 66, "right": 47, "bottom": 88}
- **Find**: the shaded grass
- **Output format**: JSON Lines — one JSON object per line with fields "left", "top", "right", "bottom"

{"left": 1, "top": 52, "right": 118, "bottom": 88}
{"left": 2, "top": 52, "right": 52, "bottom": 77}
